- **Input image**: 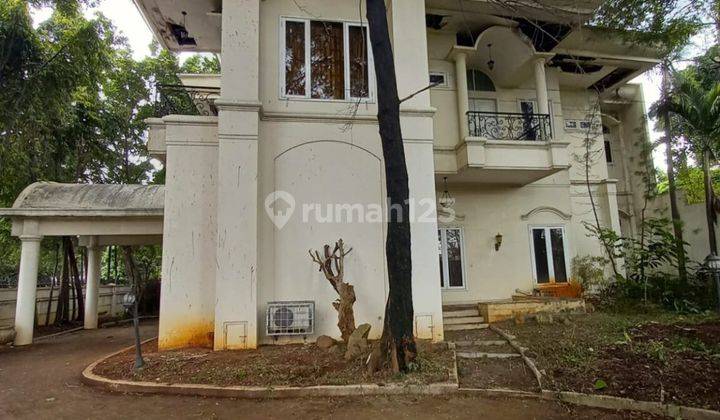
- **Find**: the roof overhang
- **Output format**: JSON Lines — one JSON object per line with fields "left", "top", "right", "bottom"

{"left": 132, "top": 0, "right": 222, "bottom": 52}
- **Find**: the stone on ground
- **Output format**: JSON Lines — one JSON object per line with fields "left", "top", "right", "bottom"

{"left": 344, "top": 323, "right": 371, "bottom": 360}
{"left": 316, "top": 335, "right": 336, "bottom": 349}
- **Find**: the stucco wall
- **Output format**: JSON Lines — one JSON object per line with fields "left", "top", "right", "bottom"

{"left": 158, "top": 116, "right": 218, "bottom": 350}
{"left": 438, "top": 177, "right": 613, "bottom": 303}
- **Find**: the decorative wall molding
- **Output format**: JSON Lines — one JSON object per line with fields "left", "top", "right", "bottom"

{"left": 521, "top": 206, "right": 572, "bottom": 221}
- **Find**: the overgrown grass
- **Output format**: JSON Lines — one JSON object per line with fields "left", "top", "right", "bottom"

{"left": 503, "top": 304, "right": 720, "bottom": 397}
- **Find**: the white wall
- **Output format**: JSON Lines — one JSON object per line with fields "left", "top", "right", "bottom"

{"left": 0, "top": 285, "right": 130, "bottom": 328}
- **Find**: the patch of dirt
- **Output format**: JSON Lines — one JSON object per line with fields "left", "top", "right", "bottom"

{"left": 458, "top": 357, "right": 537, "bottom": 391}
{"left": 502, "top": 311, "right": 720, "bottom": 411}
{"left": 630, "top": 321, "right": 720, "bottom": 350}
{"left": 93, "top": 339, "right": 454, "bottom": 387}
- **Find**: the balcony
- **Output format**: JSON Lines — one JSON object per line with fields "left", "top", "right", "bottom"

{"left": 467, "top": 111, "right": 552, "bottom": 141}
{"left": 451, "top": 111, "right": 570, "bottom": 186}
{"left": 147, "top": 83, "right": 221, "bottom": 163}
{"left": 153, "top": 84, "right": 220, "bottom": 118}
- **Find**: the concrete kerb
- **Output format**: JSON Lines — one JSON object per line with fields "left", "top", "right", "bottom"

{"left": 81, "top": 339, "right": 459, "bottom": 399}
{"left": 459, "top": 388, "right": 720, "bottom": 419}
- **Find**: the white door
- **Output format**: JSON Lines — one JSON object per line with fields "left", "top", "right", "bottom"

{"left": 438, "top": 228, "right": 465, "bottom": 288}
{"left": 529, "top": 227, "right": 569, "bottom": 284}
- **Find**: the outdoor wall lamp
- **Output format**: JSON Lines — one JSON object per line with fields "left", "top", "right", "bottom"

{"left": 704, "top": 254, "right": 720, "bottom": 311}
{"left": 494, "top": 233, "right": 503, "bottom": 251}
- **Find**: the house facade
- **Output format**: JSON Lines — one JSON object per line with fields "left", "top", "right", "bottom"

{"left": 1, "top": 0, "right": 663, "bottom": 349}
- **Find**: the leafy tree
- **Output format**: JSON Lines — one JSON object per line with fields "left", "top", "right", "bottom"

{"left": 669, "top": 74, "right": 720, "bottom": 254}
{"left": 0, "top": 1, "right": 211, "bottom": 290}
{"left": 593, "top": 0, "right": 707, "bottom": 285}
{"left": 180, "top": 54, "right": 220, "bottom": 74}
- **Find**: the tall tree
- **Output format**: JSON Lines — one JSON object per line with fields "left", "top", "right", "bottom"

{"left": 660, "top": 61, "right": 689, "bottom": 283}
{"left": 670, "top": 74, "right": 720, "bottom": 255}
{"left": 365, "top": 0, "right": 416, "bottom": 374}
{"left": 594, "top": 0, "right": 704, "bottom": 284}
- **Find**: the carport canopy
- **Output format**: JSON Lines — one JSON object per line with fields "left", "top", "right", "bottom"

{"left": 0, "top": 182, "right": 165, "bottom": 346}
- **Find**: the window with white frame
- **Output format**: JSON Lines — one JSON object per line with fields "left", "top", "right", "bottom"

{"left": 438, "top": 228, "right": 465, "bottom": 288}
{"left": 529, "top": 226, "right": 569, "bottom": 284}
{"left": 281, "top": 18, "right": 371, "bottom": 100}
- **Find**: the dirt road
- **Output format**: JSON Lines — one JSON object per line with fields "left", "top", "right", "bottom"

{"left": 0, "top": 322, "right": 650, "bottom": 419}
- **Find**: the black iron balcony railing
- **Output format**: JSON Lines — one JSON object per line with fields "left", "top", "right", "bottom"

{"left": 154, "top": 84, "right": 221, "bottom": 117}
{"left": 467, "top": 111, "right": 552, "bottom": 141}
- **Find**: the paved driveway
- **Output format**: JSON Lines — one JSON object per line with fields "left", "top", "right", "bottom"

{"left": 0, "top": 322, "right": 649, "bottom": 419}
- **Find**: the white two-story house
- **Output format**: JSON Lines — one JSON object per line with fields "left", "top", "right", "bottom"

{"left": 3, "top": 0, "right": 661, "bottom": 349}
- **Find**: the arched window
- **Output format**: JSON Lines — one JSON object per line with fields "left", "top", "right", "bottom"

{"left": 466, "top": 69, "right": 495, "bottom": 92}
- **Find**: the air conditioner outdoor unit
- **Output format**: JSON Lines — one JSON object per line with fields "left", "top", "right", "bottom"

{"left": 266, "top": 301, "right": 315, "bottom": 336}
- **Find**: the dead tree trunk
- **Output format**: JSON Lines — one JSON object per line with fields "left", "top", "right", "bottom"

{"left": 309, "top": 239, "right": 356, "bottom": 342}
{"left": 366, "top": 0, "right": 417, "bottom": 374}
{"left": 68, "top": 241, "right": 84, "bottom": 321}
{"left": 55, "top": 237, "right": 71, "bottom": 325}
{"left": 45, "top": 242, "right": 60, "bottom": 326}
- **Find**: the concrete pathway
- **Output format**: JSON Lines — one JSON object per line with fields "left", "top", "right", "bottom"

{"left": 0, "top": 322, "right": 651, "bottom": 419}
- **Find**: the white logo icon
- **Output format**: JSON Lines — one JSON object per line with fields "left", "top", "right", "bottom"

{"left": 264, "top": 191, "right": 296, "bottom": 229}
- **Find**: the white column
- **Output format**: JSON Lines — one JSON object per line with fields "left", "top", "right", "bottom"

{"left": 391, "top": 0, "right": 445, "bottom": 342}
{"left": 213, "top": 0, "right": 260, "bottom": 350}
{"left": 534, "top": 58, "right": 549, "bottom": 115}
{"left": 83, "top": 238, "right": 101, "bottom": 329}
{"left": 14, "top": 235, "right": 42, "bottom": 346}
{"left": 455, "top": 52, "right": 470, "bottom": 139}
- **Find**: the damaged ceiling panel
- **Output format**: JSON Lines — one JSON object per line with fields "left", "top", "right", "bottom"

{"left": 132, "top": 0, "right": 222, "bottom": 52}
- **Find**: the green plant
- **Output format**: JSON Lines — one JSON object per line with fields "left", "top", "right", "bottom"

{"left": 571, "top": 255, "right": 609, "bottom": 295}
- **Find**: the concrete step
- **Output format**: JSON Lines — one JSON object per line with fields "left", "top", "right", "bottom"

{"left": 456, "top": 351, "right": 521, "bottom": 359}
{"left": 444, "top": 316, "right": 485, "bottom": 325}
{"left": 442, "top": 304, "right": 478, "bottom": 311}
{"left": 444, "top": 323, "right": 489, "bottom": 331}
{"left": 442, "top": 309, "right": 479, "bottom": 318}
{"left": 453, "top": 339, "right": 507, "bottom": 347}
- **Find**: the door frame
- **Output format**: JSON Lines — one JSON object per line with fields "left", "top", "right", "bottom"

{"left": 438, "top": 226, "right": 468, "bottom": 290}
{"left": 527, "top": 225, "right": 571, "bottom": 285}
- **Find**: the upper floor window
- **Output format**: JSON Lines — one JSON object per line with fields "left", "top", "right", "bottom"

{"left": 281, "top": 18, "right": 371, "bottom": 100}
{"left": 466, "top": 69, "right": 495, "bottom": 92}
{"left": 604, "top": 140, "right": 613, "bottom": 163}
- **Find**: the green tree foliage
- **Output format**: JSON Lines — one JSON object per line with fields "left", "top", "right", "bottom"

{"left": 180, "top": 54, "right": 220, "bottom": 74}
{"left": 594, "top": 0, "right": 705, "bottom": 55}
{"left": 0, "top": 1, "right": 215, "bottom": 282}
{"left": 658, "top": 167, "right": 720, "bottom": 203}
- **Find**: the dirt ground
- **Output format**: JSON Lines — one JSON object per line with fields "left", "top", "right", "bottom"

{"left": 503, "top": 311, "right": 720, "bottom": 411}
{"left": 457, "top": 357, "right": 538, "bottom": 391}
{"left": 0, "top": 321, "right": 657, "bottom": 419}
{"left": 94, "top": 339, "right": 452, "bottom": 387}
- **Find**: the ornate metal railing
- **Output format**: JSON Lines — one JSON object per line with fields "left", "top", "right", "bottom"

{"left": 467, "top": 111, "right": 552, "bottom": 141}
{"left": 154, "top": 84, "right": 221, "bottom": 117}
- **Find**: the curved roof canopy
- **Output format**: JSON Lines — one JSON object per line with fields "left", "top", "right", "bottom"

{"left": 0, "top": 183, "right": 164, "bottom": 217}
